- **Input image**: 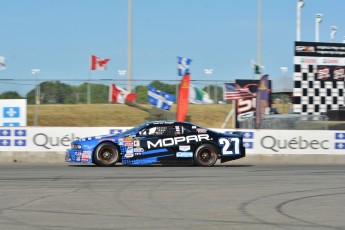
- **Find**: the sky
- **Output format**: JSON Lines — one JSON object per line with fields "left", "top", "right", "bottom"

{"left": 0, "top": 0, "right": 344, "bottom": 96}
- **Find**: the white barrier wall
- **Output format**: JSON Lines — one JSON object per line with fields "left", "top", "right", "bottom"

{"left": 0, "top": 127, "right": 344, "bottom": 154}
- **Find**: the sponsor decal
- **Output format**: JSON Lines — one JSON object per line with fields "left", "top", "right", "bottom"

{"left": 125, "top": 153, "right": 134, "bottom": 158}
{"left": 176, "top": 152, "right": 193, "bottom": 158}
{"left": 296, "top": 46, "right": 316, "bottom": 52}
{"left": 323, "top": 58, "right": 339, "bottom": 64}
{"left": 134, "top": 147, "right": 144, "bottom": 153}
{"left": 118, "top": 138, "right": 124, "bottom": 145}
{"left": 147, "top": 134, "right": 210, "bottom": 149}
{"left": 334, "top": 67, "right": 345, "bottom": 80}
{"left": 196, "top": 128, "right": 207, "bottom": 133}
{"left": 124, "top": 137, "right": 133, "bottom": 146}
{"left": 126, "top": 147, "right": 133, "bottom": 154}
{"left": 317, "top": 66, "right": 330, "bottom": 80}
{"left": 133, "top": 137, "right": 140, "bottom": 147}
{"left": 300, "top": 58, "right": 317, "bottom": 64}
{"left": 179, "top": 145, "right": 191, "bottom": 151}
{"left": 81, "top": 152, "right": 91, "bottom": 162}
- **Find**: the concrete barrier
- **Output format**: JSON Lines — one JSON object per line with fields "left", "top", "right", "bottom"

{"left": 2, "top": 152, "right": 345, "bottom": 165}
{"left": 0, "top": 127, "right": 344, "bottom": 164}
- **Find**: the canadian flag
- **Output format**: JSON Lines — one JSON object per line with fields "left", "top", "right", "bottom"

{"left": 109, "top": 84, "right": 136, "bottom": 103}
{"left": 90, "top": 55, "right": 110, "bottom": 70}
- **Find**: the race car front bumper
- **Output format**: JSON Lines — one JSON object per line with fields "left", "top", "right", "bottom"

{"left": 65, "top": 149, "right": 92, "bottom": 164}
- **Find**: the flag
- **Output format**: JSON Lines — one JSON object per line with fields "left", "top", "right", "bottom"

{"left": 148, "top": 85, "right": 175, "bottom": 110}
{"left": 251, "top": 60, "right": 264, "bottom": 74}
{"left": 0, "top": 56, "right": 6, "bottom": 70}
{"left": 177, "top": 56, "right": 192, "bottom": 76}
{"left": 176, "top": 74, "right": 190, "bottom": 121}
{"left": 90, "top": 55, "right": 110, "bottom": 70}
{"left": 109, "top": 84, "right": 136, "bottom": 104}
{"left": 255, "top": 75, "right": 269, "bottom": 128}
{"left": 189, "top": 84, "right": 214, "bottom": 104}
{"left": 224, "top": 83, "right": 255, "bottom": 100}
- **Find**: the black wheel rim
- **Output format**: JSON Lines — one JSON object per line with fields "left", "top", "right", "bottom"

{"left": 98, "top": 146, "right": 117, "bottom": 163}
{"left": 197, "top": 147, "right": 216, "bottom": 165}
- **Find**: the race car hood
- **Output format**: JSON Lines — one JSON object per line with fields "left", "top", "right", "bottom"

{"left": 70, "top": 133, "right": 125, "bottom": 151}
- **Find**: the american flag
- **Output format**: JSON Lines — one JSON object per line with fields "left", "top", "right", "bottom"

{"left": 224, "top": 83, "right": 255, "bottom": 100}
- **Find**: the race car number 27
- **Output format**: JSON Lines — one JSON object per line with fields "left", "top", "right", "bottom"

{"left": 218, "top": 138, "right": 240, "bottom": 155}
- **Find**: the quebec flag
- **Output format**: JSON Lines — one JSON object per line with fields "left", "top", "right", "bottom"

{"left": 335, "top": 132, "right": 345, "bottom": 150}
{"left": 148, "top": 85, "right": 175, "bottom": 110}
{"left": 177, "top": 56, "right": 192, "bottom": 76}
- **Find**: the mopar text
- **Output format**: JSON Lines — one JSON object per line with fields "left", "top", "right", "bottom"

{"left": 147, "top": 134, "right": 210, "bottom": 149}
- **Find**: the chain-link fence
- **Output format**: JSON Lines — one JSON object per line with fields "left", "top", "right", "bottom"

{"left": 239, "top": 114, "right": 329, "bottom": 130}
{"left": 0, "top": 79, "right": 227, "bottom": 104}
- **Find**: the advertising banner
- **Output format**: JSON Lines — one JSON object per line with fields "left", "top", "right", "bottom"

{"left": 0, "top": 127, "right": 130, "bottom": 152}
{"left": 234, "top": 79, "right": 272, "bottom": 128}
{"left": 216, "top": 129, "right": 345, "bottom": 155}
{"left": 0, "top": 127, "right": 344, "bottom": 155}
{"left": 0, "top": 99, "right": 27, "bottom": 126}
{"left": 293, "top": 41, "right": 345, "bottom": 115}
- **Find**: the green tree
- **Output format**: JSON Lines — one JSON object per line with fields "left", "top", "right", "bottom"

{"left": 134, "top": 85, "right": 148, "bottom": 104}
{"left": 0, "top": 91, "right": 23, "bottom": 99}
{"left": 26, "top": 81, "right": 74, "bottom": 104}
{"left": 74, "top": 83, "right": 109, "bottom": 104}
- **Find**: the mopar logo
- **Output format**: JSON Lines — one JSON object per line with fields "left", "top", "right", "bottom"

{"left": 147, "top": 134, "right": 210, "bottom": 149}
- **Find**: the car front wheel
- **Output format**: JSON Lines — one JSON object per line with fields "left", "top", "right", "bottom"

{"left": 194, "top": 144, "right": 218, "bottom": 166}
{"left": 93, "top": 142, "right": 119, "bottom": 167}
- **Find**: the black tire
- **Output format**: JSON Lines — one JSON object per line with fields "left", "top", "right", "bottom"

{"left": 93, "top": 142, "right": 119, "bottom": 167}
{"left": 194, "top": 144, "right": 218, "bottom": 167}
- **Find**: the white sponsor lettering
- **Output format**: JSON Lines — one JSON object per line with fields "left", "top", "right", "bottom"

{"left": 147, "top": 134, "right": 210, "bottom": 149}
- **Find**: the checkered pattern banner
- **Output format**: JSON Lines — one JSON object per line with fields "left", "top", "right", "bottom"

{"left": 293, "top": 41, "right": 345, "bottom": 115}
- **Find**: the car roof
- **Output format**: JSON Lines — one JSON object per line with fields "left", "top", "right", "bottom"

{"left": 145, "top": 120, "right": 195, "bottom": 127}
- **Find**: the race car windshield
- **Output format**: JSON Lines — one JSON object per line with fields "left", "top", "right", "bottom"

{"left": 122, "top": 123, "right": 148, "bottom": 136}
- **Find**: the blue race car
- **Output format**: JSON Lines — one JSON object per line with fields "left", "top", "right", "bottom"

{"left": 66, "top": 121, "right": 246, "bottom": 167}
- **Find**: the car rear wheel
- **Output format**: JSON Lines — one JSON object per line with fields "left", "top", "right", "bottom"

{"left": 194, "top": 144, "right": 218, "bottom": 166}
{"left": 93, "top": 142, "right": 119, "bottom": 167}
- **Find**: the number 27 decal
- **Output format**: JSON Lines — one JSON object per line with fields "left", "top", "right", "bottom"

{"left": 218, "top": 138, "right": 240, "bottom": 155}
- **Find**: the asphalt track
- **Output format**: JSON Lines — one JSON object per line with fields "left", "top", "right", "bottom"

{"left": 0, "top": 163, "right": 345, "bottom": 230}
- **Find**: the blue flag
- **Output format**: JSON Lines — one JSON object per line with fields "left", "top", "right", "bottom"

{"left": 177, "top": 56, "right": 192, "bottom": 76}
{"left": 148, "top": 85, "right": 175, "bottom": 110}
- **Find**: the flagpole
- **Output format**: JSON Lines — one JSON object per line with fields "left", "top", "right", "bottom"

{"left": 127, "top": 0, "right": 132, "bottom": 92}
{"left": 221, "top": 101, "right": 235, "bottom": 129}
{"left": 257, "top": 0, "right": 262, "bottom": 66}
{"left": 87, "top": 71, "right": 91, "bottom": 104}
